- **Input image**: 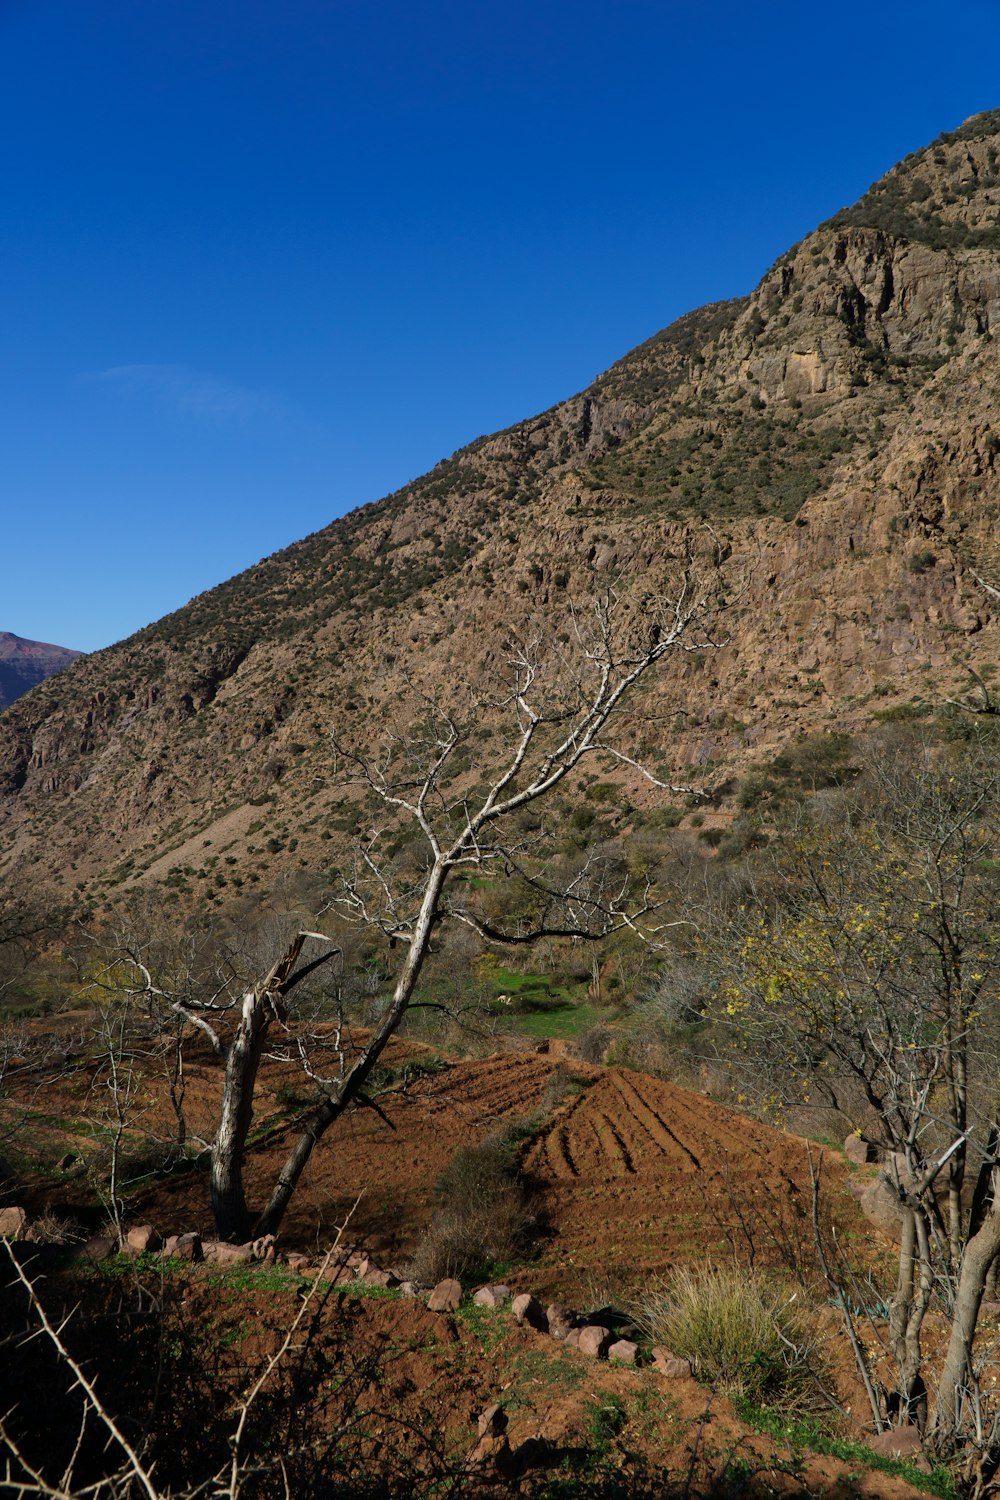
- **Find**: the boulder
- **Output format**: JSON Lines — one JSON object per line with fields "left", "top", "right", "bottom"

{"left": 171, "top": 1232, "right": 202, "bottom": 1262}
{"left": 126, "top": 1223, "right": 161, "bottom": 1255}
{"left": 869, "top": 1424, "right": 924, "bottom": 1461}
{"left": 362, "top": 1267, "right": 399, "bottom": 1288}
{"left": 0, "top": 1206, "right": 28, "bottom": 1239}
{"left": 511, "top": 1293, "right": 547, "bottom": 1331}
{"left": 545, "top": 1303, "right": 577, "bottom": 1339}
{"left": 652, "top": 1347, "right": 692, "bottom": 1378}
{"left": 860, "top": 1177, "right": 906, "bottom": 1244}
{"left": 844, "top": 1133, "right": 880, "bottom": 1165}
{"left": 83, "top": 1233, "right": 118, "bottom": 1261}
{"left": 467, "top": 1432, "right": 515, "bottom": 1477}
{"left": 428, "top": 1277, "right": 463, "bottom": 1313}
{"left": 473, "top": 1285, "right": 510, "bottom": 1308}
{"left": 577, "top": 1325, "right": 613, "bottom": 1358}
{"left": 608, "top": 1338, "right": 638, "bottom": 1365}
{"left": 201, "top": 1239, "right": 253, "bottom": 1266}
{"left": 284, "top": 1253, "right": 312, "bottom": 1273}
{"left": 251, "top": 1234, "right": 276, "bottom": 1263}
{"left": 564, "top": 1327, "right": 582, "bottom": 1348}
{"left": 57, "top": 1153, "right": 77, "bottom": 1171}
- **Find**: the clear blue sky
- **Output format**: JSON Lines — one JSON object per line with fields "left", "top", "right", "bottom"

{"left": 2, "top": 0, "right": 995, "bottom": 652}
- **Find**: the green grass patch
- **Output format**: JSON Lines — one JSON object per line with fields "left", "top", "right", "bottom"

{"left": 507, "top": 1002, "right": 606, "bottom": 1040}
{"left": 455, "top": 1301, "right": 509, "bottom": 1355}
{"left": 734, "top": 1400, "right": 957, "bottom": 1499}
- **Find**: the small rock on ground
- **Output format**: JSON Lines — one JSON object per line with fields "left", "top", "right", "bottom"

{"left": 126, "top": 1224, "right": 161, "bottom": 1255}
{"left": 577, "top": 1325, "right": 612, "bottom": 1358}
{"left": 511, "top": 1293, "right": 547, "bottom": 1331}
{"left": 608, "top": 1338, "right": 638, "bottom": 1365}
{"left": 0, "top": 1206, "right": 28, "bottom": 1239}
{"left": 869, "top": 1425, "right": 924, "bottom": 1461}
{"left": 428, "top": 1277, "right": 463, "bottom": 1312}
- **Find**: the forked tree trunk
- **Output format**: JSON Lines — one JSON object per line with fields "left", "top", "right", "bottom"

{"left": 211, "top": 934, "right": 331, "bottom": 1242}
{"left": 253, "top": 861, "right": 448, "bottom": 1238}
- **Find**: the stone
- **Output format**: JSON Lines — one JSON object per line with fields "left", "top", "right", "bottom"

{"left": 83, "top": 1233, "right": 117, "bottom": 1261}
{"left": 478, "top": 1403, "right": 508, "bottom": 1439}
{"left": 474, "top": 1284, "right": 510, "bottom": 1308}
{"left": 126, "top": 1223, "right": 161, "bottom": 1255}
{"left": 511, "top": 1293, "right": 547, "bottom": 1331}
{"left": 577, "top": 1324, "right": 612, "bottom": 1358}
{"left": 545, "top": 1303, "right": 577, "bottom": 1339}
{"left": 251, "top": 1234, "right": 276, "bottom": 1262}
{"left": 428, "top": 1277, "right": 463, "bottom": 1312}
{"left": 844, "top": 1133, "right": 879, "bottom": 1165}
{"left": 57, "top": 1153, "right": 77, "bottom": 1170}
{"left": 860, "top": 1176, "right": 906, "bottom": 1244}
{"left": 172, "top": 1232, "right": 202, "bottom": 1262}
{"left": 362, "top": 1267, "right": 399, "bottom": 1288}
{"left": 201, "top": 1239, "right": 253, "bottom": 1265}
{"left": 652, "top": 1347, "right": 692, "bottom": 1378}
{"left": 608, "top": 1338, "right": 638, "bottom": 1365}
{"left": 285, "top": 1252, "right": 312, "bottom": 1273}
{"left": 467, "top": 1433, "right": 515, "bottom": 1477}
{"left": 869, "top": 1424, "right": 924, "bottom": 1461}
{"left": 564, "top": 1327, "right": 582, "bottom": 1348}
{"left": 0, "top": 1206, "right": 28, "bottom": 1239}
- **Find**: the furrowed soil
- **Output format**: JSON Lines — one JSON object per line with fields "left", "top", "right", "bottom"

{"left": 10, "top": 1040, "right": 868, "bottom": 1299}
{"left": 4, "top": 1038, "right": 920, "bottom": 1498}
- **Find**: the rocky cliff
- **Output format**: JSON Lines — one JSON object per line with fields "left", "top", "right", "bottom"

{"left": 2, "top": 111, "right": 999, "bottom": 904}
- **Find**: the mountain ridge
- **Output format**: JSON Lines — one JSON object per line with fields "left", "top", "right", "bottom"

{"left": 2, "top": 112, "right": 999, "bottom": 906}
{"left": 0, "top": 632, "right": 82, "bottom": 714}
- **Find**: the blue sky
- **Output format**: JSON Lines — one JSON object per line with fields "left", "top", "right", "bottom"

{"left": 2, "top": 0, "right": 996, "bottom": 653}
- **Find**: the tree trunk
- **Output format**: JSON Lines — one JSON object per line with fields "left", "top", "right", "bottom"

{"left": 931, "top": 1190, "right": 1000, "bottom": 1453}
{"left": 254, "top": 862, "right": 447, "bottom": 1238}
{"left": 211, "top": 935, "right": 312, "bottom": 1241}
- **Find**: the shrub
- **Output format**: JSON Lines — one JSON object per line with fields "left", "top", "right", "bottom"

{"left": 635, "top": 1265, "right": 822, "bottom": 1411}
{"left": 577, "top": 1022, "right": 613, "bottom": 1064}
{"left": 407, "top": 1128, "right": 532, "bottom": 1284}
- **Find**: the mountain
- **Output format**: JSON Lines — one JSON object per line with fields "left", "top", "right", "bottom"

{"left": 2, "top": 111, "right": 1000, "bottom": 905}
{"left": 0, "top": 632, "right": 81, "bottom": 713}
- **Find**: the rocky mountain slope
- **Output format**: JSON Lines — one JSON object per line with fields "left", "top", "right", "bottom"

{"left": 3, "top": 110, "right": 1000, "bottom": 905}
{"left": 0, "top": 632, "right": 81, "bottom": 713}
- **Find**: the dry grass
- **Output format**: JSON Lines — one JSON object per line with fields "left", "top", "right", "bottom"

{"left": 635, "top": 1264, "right": 823, "bottom": 1412}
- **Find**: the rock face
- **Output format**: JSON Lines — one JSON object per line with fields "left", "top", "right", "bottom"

{"left": 0, "top": 632, "right": 81, "bottom": 713}
{"left": 2, "top": 113, "right": 1000, "bottom": 899}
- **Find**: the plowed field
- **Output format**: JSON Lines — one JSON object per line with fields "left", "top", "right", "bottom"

{"left": 519, "top": 1067, "right": 845, "bottom": 1298}
{"left": 13, "top": 1042, "right": 858, "bottom": 1297}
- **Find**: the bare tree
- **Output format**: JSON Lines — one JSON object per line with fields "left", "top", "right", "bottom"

{"left": 99, "top": 572, "right": 722, "bottom": 1244}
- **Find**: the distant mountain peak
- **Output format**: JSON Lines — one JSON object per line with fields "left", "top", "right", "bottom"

{"left": 0, "top": 632, "right": 82, "bottom": 712}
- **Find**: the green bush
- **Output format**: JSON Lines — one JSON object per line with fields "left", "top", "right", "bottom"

{"left": 635, "top": 1265, "right": 822, "bottom": 1411}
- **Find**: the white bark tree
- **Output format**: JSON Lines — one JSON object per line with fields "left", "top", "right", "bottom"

{"left": 104, "top": 570, "right": 724, "bottom": 1243}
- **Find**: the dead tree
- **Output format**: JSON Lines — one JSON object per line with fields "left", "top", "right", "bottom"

{"left": 105, "top": 571, "right": 723, "bottom": 1243}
